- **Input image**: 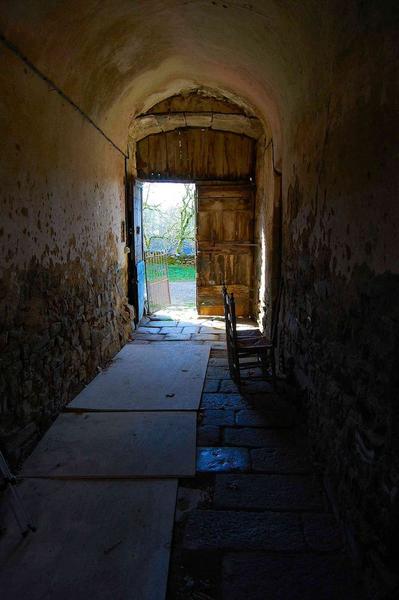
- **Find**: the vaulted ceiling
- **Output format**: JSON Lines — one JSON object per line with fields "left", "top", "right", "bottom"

{"left": 0, "top": 0, "right": 336, "bottom": 159}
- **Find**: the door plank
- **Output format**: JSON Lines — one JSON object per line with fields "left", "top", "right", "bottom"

{"left": 196, "top": 184, "right": 255, "bottom": 316}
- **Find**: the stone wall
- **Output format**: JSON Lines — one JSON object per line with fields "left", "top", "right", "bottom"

{"left": 0, "top": 45, "right": 132, "bottom": 463}
{"left": 279, "top": 15, "right": 399, "bottom": 597}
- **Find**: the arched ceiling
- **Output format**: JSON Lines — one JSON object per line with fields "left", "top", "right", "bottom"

{"left": 0, "top": 0, "right": 332, "bottom": 162}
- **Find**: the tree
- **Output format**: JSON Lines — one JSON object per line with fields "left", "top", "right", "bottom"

{"left": 142, "top": 183, "right": 195, "bottom": 255}
{"left": 142, "top": 184, "right": 163, "bottom": 251}
{"left": 168, "top": 184, "right": 195, "bottom": 255}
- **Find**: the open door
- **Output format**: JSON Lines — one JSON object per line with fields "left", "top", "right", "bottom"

{"left": 132, "top": 181, "right": 145, "bottom": 323}
{"left": 144, "top": 251, "right": 171, "bottom": 313}
{"left": 196, "top": 183, "right": 255, "bottom": 316}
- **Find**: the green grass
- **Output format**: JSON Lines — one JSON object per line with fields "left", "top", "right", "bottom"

{"left": 168, "top": 264, "right": 196, "bottom": 281}
{"left": 146, "top": 263, "right": 195, "bottom": 282}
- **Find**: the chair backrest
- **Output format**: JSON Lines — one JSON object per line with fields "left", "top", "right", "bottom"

{"left": 222, "top": 285, "right": 238, "bottom": 344}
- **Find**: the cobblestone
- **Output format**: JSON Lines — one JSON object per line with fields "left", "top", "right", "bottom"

{"left": 222, "top": 553, "right": 362, "bottom": 600}
{"left": 133, "top": 310, "right": 361, "bottom": 599}
{"left": 196, "top": 447, "right": 250, "bottom": 472}
{"left": 214, "top": 474, "right": 326, "bottom": 511}
{"left": 183, "top": 509, "right": 305, "bottom": 552}
{"left": 201, "top": 393, "right": 246, "bottom": 409}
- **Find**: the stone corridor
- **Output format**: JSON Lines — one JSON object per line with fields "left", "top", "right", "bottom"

{"left": 1, "top": 2, "right": 398, "bottom": 597}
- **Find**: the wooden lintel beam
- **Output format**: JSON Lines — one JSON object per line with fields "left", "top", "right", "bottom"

{"left": 130, "top": 112, "right": 264, "bottom": 141}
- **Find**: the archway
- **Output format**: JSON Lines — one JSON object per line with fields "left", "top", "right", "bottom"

{"left": 126, "top": 89, "right": 282, "bottom": 327}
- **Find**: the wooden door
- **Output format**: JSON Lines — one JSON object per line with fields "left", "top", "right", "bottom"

{"left": 133, "top": 182, "right": 145, "bottom": 322}
{"left": 196, "top": 184, "right": 255, "bottom": 316}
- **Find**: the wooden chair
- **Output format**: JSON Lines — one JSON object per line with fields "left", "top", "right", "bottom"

{"left": 222, "top": 285, "right": 262, "bottom": 340}
{"left": 223, "top": 283, "right": 283, "bottom": 389}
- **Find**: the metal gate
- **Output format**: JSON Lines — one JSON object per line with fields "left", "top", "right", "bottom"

{"left": 145, "top": 251, "right": 171, "bottom": 313}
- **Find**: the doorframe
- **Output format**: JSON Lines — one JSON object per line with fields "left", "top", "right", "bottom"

{"left": 125, "top": 160, "right": 135, "bottom": 308}
{"left": 125, "top": 168, "right": 145, "bottom": 325}
{"left": 126, "top": 174, "right": 259, "bottom": 321}
{"left": 128, "top": 179, "right": 199, "bottom": 316}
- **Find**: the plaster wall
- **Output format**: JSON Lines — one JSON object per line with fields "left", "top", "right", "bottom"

{"left": 0, "top": 46, "right": 132, "bottom": 460}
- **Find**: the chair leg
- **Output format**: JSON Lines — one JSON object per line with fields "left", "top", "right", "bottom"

{"left": 226, "top": 338, "right": 239, "bottom": 385}
{"left": 270, "top": 348, "right": 277, "bottom": 390}
{"left": 232, "top": 352, "right": 241, "bottom": 386}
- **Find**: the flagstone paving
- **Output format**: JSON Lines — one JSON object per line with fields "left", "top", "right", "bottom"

{"left": 132, "top": 310, "right": 363, "bottom": 599}
{"left": 170, "top": 358, "right": 362, "bottom": 597}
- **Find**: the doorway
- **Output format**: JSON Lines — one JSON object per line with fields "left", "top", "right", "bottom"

{"left": 129, "top": 116, "right": 259, "bottom": 323}
{"left": 142, "top": 182, "right": 196, "bottom": 313}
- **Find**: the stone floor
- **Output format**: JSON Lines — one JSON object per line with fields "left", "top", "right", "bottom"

{"left": 169, "top": 281, "right": 196, "bottom": 307}
{"left": 132, "top": 310, "right": 363, "bottom": 600}
{"left": 132, "top": 309, "right": 228, "bottom": 344}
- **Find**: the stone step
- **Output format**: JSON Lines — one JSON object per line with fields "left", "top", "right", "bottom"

{"left": 203, "top": 379, "right": 220, "bottom": 393}
{"left": 250, "top": 447, "right": 312, "bottom": 474}
{"left": 206, "top": 366, "right": 231, "bottom": 379}
{"left": 183, "top": 509, "right": 305, "bottom": 552}
{"left": 235, "top": 408, "right": 294, "bottom": 428}
{"left": 222, "top": 552, "right": 361, "bottom": 600}
{"left": 224, "top": 427, "right": 306, "bottom": 448}
{"left": 197, "top": 447, "right": 250, "bottom": 472}
{"left": 214, "top": 474, "right": 326, "bottom": 511}
{"left": 201, "top": 393, "right": 246, "bottom": 409}
{"left": 198, "top": 409, "right": 235, "bottom": 427}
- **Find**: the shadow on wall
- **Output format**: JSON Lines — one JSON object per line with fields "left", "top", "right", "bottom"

{"left": 283, "top": 233, "right": 399, "bottom": 595}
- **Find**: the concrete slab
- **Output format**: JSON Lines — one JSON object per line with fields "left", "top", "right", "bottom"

{"left": 0, "top": 478, "right": 177, "bottom": 600}
{"left": 68, "top": 342, "right": 209, "bottom": 411}
{"left": 21, "top": 412, "right": 196, "bottom": 478}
